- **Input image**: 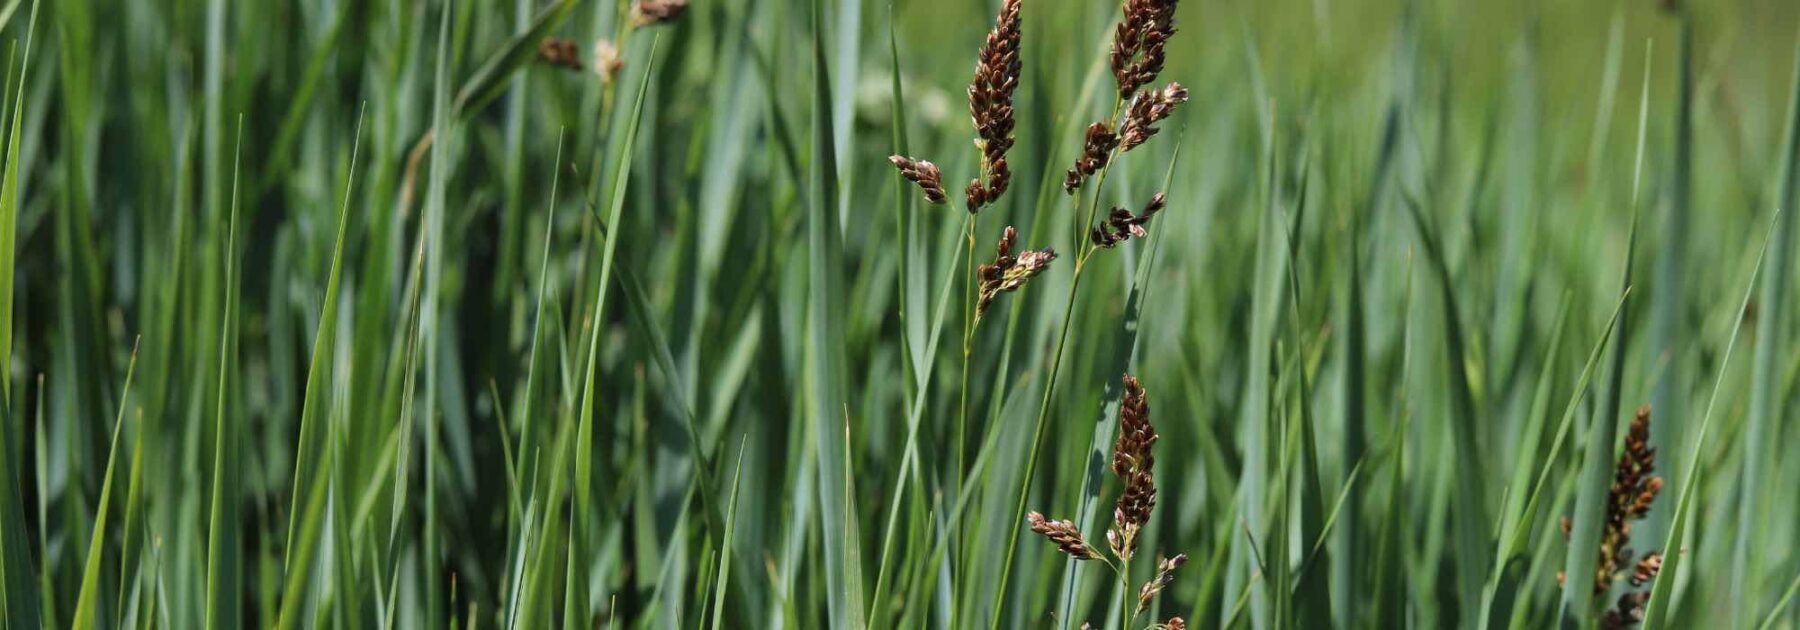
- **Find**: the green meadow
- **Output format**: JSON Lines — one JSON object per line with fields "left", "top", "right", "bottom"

{"left": 0, "top": 0, "right": 1798, "bottom": 627}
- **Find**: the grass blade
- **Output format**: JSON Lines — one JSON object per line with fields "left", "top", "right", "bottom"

{"left": 806, "top": 0, "right": 866, "bottom": 622}
{"left": 71, "top": 338, "right": 139, "bottom": 630}
{"left": 1560, "top": 39, "right": 1652, "bottom": 626}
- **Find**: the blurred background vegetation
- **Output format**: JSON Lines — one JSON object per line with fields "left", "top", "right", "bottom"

{"left": 1, "top": 0, "right": 1799, "bottom": 627}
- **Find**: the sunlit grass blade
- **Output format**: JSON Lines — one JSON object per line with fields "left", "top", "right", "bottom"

{"left": 0, "top": 3, "right": 39, "bottom": 623}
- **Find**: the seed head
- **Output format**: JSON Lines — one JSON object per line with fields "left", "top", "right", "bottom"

{"left": 966, "top": 0, "right": 1023, "bottom": 212}
{"left": 1027, "top": 512, "right": 1099, "bottom": 560}
{"left": 889, "top": 155, "right": 948, "bottom": 205}
{"left": 537, "top": 38, "right": 584, "bottom": 72}
{"left": 1065, "top": 123, "right": 1120, "bottom": 194}
{"left": 1136, "top": 553, "right": 1187, "bottom": 613}
{"left": 1602, "top": 591, "right": 1651, "bottom": 630}
{"left": 1109, "top": 375, "right": 1159, "bottom": 560}
{"left": 1092, "top": 192, "right": 1167, "bottom": 248}
{"left": 976, "top": 226, "right": 1055, "bottom": 320}
{"left": 632, "top": 0, "right": 689, "bottom": 26}
{"left": 1110, "top": 0, "right": 1179, "bottom": 99}
{"left": 1565, "top": 404, "right": 1665, "bottom": 626}
{"left": 1120, "top": 83, "right": 1189, "bottom": 152}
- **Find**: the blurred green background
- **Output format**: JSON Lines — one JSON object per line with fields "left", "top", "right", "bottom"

{"left": 1, "top": 0, "right": 1799, "bottom": 627}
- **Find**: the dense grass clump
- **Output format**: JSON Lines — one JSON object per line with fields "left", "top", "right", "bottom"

{"left": 2, "top": 0, "right": 1800, "bottom": 627}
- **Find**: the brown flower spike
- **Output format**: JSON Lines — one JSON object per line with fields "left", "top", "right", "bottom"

{"left": 1109, "top": 375, "right": 1157, "bottom": 561}
{"left": 1111, "top": 0, "right": 1179, "bottom": 99}
{"left": 1091, "top": 192, "right": 1167, "bottom": 248}
{"left": 1065, "top": 0, "right": 1183, "bottom": 195}
{"left": 1028, "top": 375, "right": 1184, "bottom": 628}
{"left": 1027, "top": 512, "right": 1099, "bottom": 560}
{"left": 1065, "top": 122, "right": 1120, "bottom": 193}
{"left": 1559, "top": 405, "right": 1664, "bottom": 629}
{"left": 632, "top": 0, "right": 689, "bottom": 26}
{"left": 1136, "top": 553, "right": 1187, "bottom": 614}
{"left": 965, "top": 0, "right": 1023, "bottom": 212}
{"left": 888, "top": 155, "right": 948, "bottom": 205}
{"left": 537, "top": 38, "right": 584, "bottom": 72}
{"left": 1119, "top": 83, "right": 1189, "bottom": 151}
{"left": 976, "top": 226, "right": 1055, "bottom": 320}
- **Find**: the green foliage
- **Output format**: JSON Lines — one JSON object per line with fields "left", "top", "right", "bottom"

{"left": 0, "top": 0, "right": 1796, "bottom": 628}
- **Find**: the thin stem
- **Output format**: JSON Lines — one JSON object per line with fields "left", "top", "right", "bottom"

{"left": 949, "top": 211, "right": 977, "bottom": 625}
{"left": 988, "top": 249, "right": 1089, "bottom": 630}
{"left": 1121, "top": 554, "right": 1135, "bottom": 630}
{"left": 988, "top": 94, "right": 1127, "bottom": 630}
{"left": 959, "top": 213, "right": 978, "bottom": 486}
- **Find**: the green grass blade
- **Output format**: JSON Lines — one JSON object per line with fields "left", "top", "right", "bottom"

{"left": 203, "top": 117, "right": 245, "bottom": 630}
{"left": 567, "top": 34, "right": 660, "bottom": 629}
{"left": 1643, "top": 211, "right": 1780, "bottom": 629}
{"left": 71, "top": 338, "right": 139, "bottom": 630}
{"left": 0, "top": 3, "right": 39, "bottom": 622}
{"left": 712, "top": 440, "right": 749, "bottom": 630}
{"left": 1560, "top": 39, "right": 1652, "bottom": 627}
{"left": 806, "top": 0, "right": 865, "bottom": 622}
{"left": 271, "top": 105, "right": 365, "bottom": 629}
{"left": 1730, "top": 29, "right": 1800, "bottom": 628}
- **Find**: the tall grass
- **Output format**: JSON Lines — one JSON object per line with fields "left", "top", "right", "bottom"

{"left": 0, "top": 0, "right": 1797, "bottom": 628}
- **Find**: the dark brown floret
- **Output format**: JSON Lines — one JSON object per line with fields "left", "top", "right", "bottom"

{"left": 976, "top": 226, "right": 1055, "bottom": 320}
{"left": 632, "top": 0, "right": 689, "bottom": 26}
{"left": 1065, "top": 123, "right": 1120, "bottom": 194}
{"left": 1564, "top": 405, "right": 1665, "bottom": 628}
{"left": 1120, "top": 83, "right": 1189, "bottom": 152}
{"left": 888, "top": 155, "right": 948, "bottom": 205}
{"left": 536, "top": 38, "right": 584, "bottom": 71}
{"left": 1091, "top": 192, "right": 1168, "bottom": 249}
{"left": 1110, "top": 0, "right": 1179, "bottom": 99}
{"left": 1027, "top": 512, "right": 1099, "bottom": 560}
{"left": 1136, "top": 553, "right": 1188, "bottom": 614}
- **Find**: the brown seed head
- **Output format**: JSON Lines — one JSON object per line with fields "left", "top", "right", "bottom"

{"left": 632, "top": 0, "right": 690, "bottom": 26}
{"left": 966, "top": 0, "right": 1023, "bottom": 212}
{"left": 1027, "top": 511, "right": 1099, "bottom": 560}
{"left": 1092, "top": 192, "right": 1169, "bottom": 249}
{"left": 1064, "top": 122, "right": 1120, "bottom": 194}
{"left": 1110, "top": 0, "right": 1179, "bottom": 98}
{"left": 976, "top": 226, "right": 1055, "bottom": 320}
{"left": 1565, "top": 404, "right": 1665, "bottom": 614}
{"left": 1136, "top": 553, "right": 1188, "bottom": 614}
{"left": 1602, "top": 591, "right": 1652, "bottom": 630}
{"left": 889, "top": 155, "right": 948, "bottom": 205}
{"left": 537, "top": 38, "right": 584, "bottom": 72}
{"left": 1157, "top": 618, "right": 1186, "bottom": 630}
{"left": 1120, "top": 83, "right": 1189, "bottom": 152}
{"left": 1108, "top": 374, "right": 1159, "bottom": 560}
{"left": 1631, "top": 552, "right": 1662, "bottom": 587}
{"left": 1112, "top": 375, "right": 1155, "bottom": 477}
